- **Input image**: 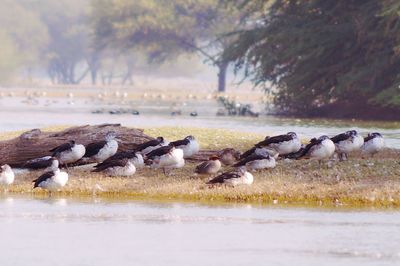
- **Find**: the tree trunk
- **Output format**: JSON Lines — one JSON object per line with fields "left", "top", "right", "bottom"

{"left": 0, "top": 124, "right": 153, "bottom": 167}
{"left": 217, "top": 61, "right": 229, "bottom": 92}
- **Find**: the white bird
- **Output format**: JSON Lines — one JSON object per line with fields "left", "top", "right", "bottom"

{"left": 288, "top": 135, "right": 335, "bottom": 164}
{"left": 23, "top": 156, "right": 59, "bottom": 171}
{"left": 95, "top": 151, "right": 144, "bottom": 170}
{"left": 50, "top": 140, "right": 86, "bottom": 166}
{"left": 254, "top": 132, "right": 301, "bottom": 156}
{"left": 145, "top": 146, "right": 185, "bottom": 173}
{"left": 331, "top": 130, "right": 364, "bottom": 160}
{"left": 362, "top": 132, "right": 385, "bottom": 156}
{"left": 170, "top": 135, "right": 199, "bottom": 158}
{"left": 0, "top": 164, "right": 15, "bottom": 187}
{"left": 206, "top": 166, "right": 253, "bottom": 186}
{"left": 83, "top": 132, "right": 119, "bottom": 163}
{"left": 92, "top": 158, "right": 136, "bottom": 177}
{"left": 234, "top": 150, "right": 276, "bottom": 171}
{"left": 135, "top": 137, "right": 169, "bottom": 156}
{"left": 33, "top": 168, "right": 68, "bottom": 192}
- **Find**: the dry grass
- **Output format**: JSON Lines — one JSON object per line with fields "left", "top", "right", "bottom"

{"left": 2, "top": 126, "right": 400, "bottom": 208}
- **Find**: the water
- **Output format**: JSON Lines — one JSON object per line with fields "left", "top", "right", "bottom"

{"left": 1, "top": 97, "right": 399, "bottom": 148}
{"left": 1, "top": 196, "right": 400, "bottom": 266}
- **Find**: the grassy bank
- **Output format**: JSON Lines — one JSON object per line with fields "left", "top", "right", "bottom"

{"left": 3, "top": 126, "right": 400, "bottom": 208}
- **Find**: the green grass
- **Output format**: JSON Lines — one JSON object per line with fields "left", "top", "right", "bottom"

{"left": 2, "top": 126, "right": 400, "bottom": 208}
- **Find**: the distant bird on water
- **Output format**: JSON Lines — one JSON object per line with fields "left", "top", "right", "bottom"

{"left": 362, "top": 132, "right": 385, "bottom": 156}
{"left": 0, "top": 164, "right": 15, "bottom": 188}
{"left": 92, "top": 158, "right": 136, "bottom": 177}
{"left": 206, "top": 166, "right": 253, "bottom": 186}
{"left": 170, "top": 135, "right": 200, "bottom": 158}
{"left": 83, "top": 132, "right": 119, "bottom": 163}
{"left": 50, "top": 140, "right": 86, "bottom": 166}
{"left": 195, "top": 155, "right": 221, "bottom": 175}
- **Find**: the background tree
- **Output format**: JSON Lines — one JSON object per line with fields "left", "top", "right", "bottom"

{"left": 91, "top": 0, "right": 245, "bottom": 92}
{"left": 224, "top": 0, "right": 400, "bottom": 119}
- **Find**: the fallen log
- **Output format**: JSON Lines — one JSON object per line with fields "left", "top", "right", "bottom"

{"left": 0, "top": 124, "right": 154, "bottom": 167}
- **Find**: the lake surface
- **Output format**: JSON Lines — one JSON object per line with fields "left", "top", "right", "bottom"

{"left": 1, "top": 196, "right": 400, "bottom": 266}
{"left": 0, "top": 96, "right": 399, "bottom": 148}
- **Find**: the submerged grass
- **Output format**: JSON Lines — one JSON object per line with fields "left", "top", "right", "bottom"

{"left": 2, "top": 126, "right": 400, "bottom": 208}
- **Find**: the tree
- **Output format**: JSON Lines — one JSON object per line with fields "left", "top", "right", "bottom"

{"left": 91, "top": 0, "right": 245, "bottom": 92}
{"left": 224, "top": 0, "right": 400, "bottom": 119}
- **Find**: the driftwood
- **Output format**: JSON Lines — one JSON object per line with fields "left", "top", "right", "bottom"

{"left": 0, "top": 124, "right": 154, "bottom": 167}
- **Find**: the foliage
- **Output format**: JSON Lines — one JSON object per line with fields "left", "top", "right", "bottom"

{"left": 224, "top": 0, "right": 400, "bottom": 116}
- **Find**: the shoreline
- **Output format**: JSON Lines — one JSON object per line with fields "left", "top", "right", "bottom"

{"left": 1, "top": 126, "right": 400, "bottom": 208}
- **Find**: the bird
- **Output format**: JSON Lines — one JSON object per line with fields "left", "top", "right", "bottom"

{"left": 361, "top": 132, "right": 385, "bottom": 156}
{"left": 287, "top": 135, "right": 335, "bottom": 164}
{"left": 331, "top": 130, "right": 363, "bottom": 161}
{"left": 206, "top": 166, "right": 253, "bottom": 186}
{"left": 33, "top": 168, "right": 68, "bottom": 192}
{"left": 234, "top": 150, "right": 276, "bottom": 171}
{"left": 83, "top": 132, "right": 119, "bottom": 163}
{"left": 23, "top": 156, "right": 59, "bottom": 171}
{"left": 0, "top": 164, "right": 15, "bottom": 188}
{"left": 170, "top": 135, "right": 200, "bottom": 158}
{"left": 92, "top": 158, "right": 136, "bottom": 177}
{"left": 194, "top": 155, "right": 221, "bottom": 175}
{"left": 135, "top": 137, "right": 169, "bottom": 156}
{"left": 253, "top": 132, "right": 301, "bottom": 156}
{"left": 218, "top": 148, "right": 241, "bottom": 166}
{"left": 240, "top": 146, "right": 279, "bottom": 160}
{"left": 50, "top": 140, "right": 86, "bottom": 166}
{"left": 94, "top": 151, "right": 144, "bottom": 170}
{"left": 145, "top": 145, "right": 185, "bottom": 174}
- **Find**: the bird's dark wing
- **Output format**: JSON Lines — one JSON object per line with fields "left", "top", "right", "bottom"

{"left": 170, "top": 138, "right": 190, "bottom": 147}
{"left": 364, "top": 135, "right": 374, "bottom": 142}
{"left": 94, "top": 151, "right": 135, "bottom": 169}
{"left": 234, "top": 154, "right": 267, "bottom": 167}
{"left": 50, "top": 142, "right": 73, "bottom": 155}
{"left": 23, "top": 157, "right": 52, "bottom": 170}
{"left": 330, "top": 133, "right": 349, "bottom": 143}
{"left": 92, "top": 159, "right": 127, "bottom": 172}
{"left": 33, "top": 171, "right": 54, "bottom": 188}
{"left": 84, "top": 141, "right": 107, "bottom": 157}
{"left": 134, "top": 139, "right": 162, "bottom": 151}
{"left": 206, "top": 171, "right": 241, "bottom": 184}
{"left": 146, "top": 146, "right": 173, "bottom": 159}
{"left": 240, "top": 147, "right": 257, "bottom": 159}
{"left": 284, "top": 138, "right": 320, "bottom": 159}
{"left": 258, "top": 134, "right": 292, "bottom": 146}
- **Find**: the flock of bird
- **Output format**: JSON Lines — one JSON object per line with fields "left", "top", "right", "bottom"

{"left": 0, "top": 129, "right": 385, "bottom": 193}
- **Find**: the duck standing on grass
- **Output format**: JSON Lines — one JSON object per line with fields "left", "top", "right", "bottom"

{"left": 32, "top": 167, "right": 68, "bottom": 193}
{"left": 23, "top": 156, "right": 59, "bottom": 171}
{"left": 206, "top": 166, "right": 253, "bottom": 186}
{"left": 96, "top": 151, "right": 144, "bottom": 169}
{"left": 195, "top": 155, "right": 221, "bottom": 175}
{"left": 362, "top": 132, "right": 385, "bottom": 156}
{"left": 135, "top": 137, "right": 169, "bottom": 155}
{"left": 145, "top": 145, "right": 184, "bottom": 174}
{"left": 50, "top": 140, "right": 86, "bottom": 166}
{"left": 92, "top": 158, "right": 136, "bottom": 177}
{"left": 170, "top": 135, "right": 199, "bottom": 158}
{"left": 234, "top": 150, "right": 276, "bottom": 171}
{"left": 0, "top": 164, "right": 15, "bottom": 189}
{"left": 83, "top": 132, "right": 119, "bottom": 163}
{"left": 287, "top": 135, "right": 335, "bottom": 164}
{"left": 331, "top": 130, "right": 363, "bottom": 161}
{"left": 218, "top": 148, "right": 241, "bottom": 166}
{"left": 250, "top": 132, "right": 301, "bottom": 157}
